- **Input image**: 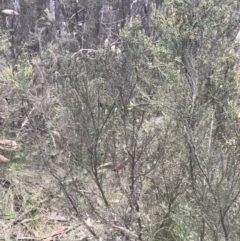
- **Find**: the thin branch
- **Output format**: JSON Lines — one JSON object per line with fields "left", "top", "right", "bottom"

{"left": 208, "top": 112, "right": 214, "bottom": 154}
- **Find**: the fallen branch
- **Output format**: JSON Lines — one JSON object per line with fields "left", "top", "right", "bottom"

{"left": 111, "top": 223, "right": 138, "bottom": 238}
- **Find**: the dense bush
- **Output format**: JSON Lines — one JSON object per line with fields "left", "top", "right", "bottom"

{"left": 0, "top": 0, "right": 240, "bottom": 240}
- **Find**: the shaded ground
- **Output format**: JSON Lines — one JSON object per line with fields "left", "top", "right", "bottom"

{"left": 0, "top": 165, "right": 94, "bottom": 241}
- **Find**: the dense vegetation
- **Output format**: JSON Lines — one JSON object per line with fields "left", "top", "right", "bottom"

{"left": 0, "top": 0, "right": 240, "bottom": 240}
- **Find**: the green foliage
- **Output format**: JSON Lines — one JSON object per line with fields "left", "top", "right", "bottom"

{"left": 1, "top": 0, "right": 240, "bottom": 240}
